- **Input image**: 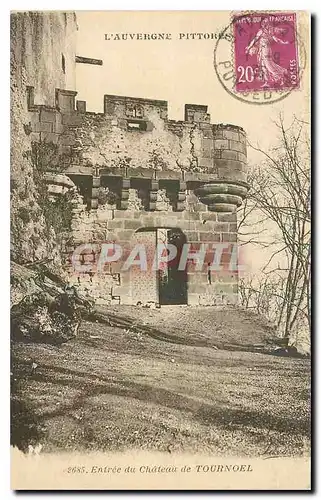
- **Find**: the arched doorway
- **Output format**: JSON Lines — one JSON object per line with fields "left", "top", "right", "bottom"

{"left": 158, "top": 228, "right": 188, "bottom": 305}
{"left": 130, "top": 227, "right": 188, "bottom": 306}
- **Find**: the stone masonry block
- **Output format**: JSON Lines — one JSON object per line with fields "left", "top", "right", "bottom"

{"left": 33, "top": 121, "right": 53, "bottom": 133}
{"left": 221, "top": 150, "right": 239, "bottom": 161}
{"left": 224, "top": 293, "right": 238, "bottom": 305}
{"left": 188, "top": 273, "right": 209, "bottom": 284}
{"left": 156, "top": 216, "right": 178, "bottom": 227}
{"left": 221, "top": 232, "right": 237, "bottom": 242}
{"left": 92, "top": 187, "right": 100, "bottom": 198}
{"left": 40, "top": 132, "right": 59, "bottom": 144}
{"left": 237, "top": 152, "right": 247, "bottom": 163}
{"left": 215, "top": 159, "right": 245, "bottom": 173}
{"left": 198, "top": 157, "right": 214, "bottom": 169}
{"left": 155, "top": 211, "right": 181, "bottom": 218}
{"left": 113, "top": 210, "right": 141, "bottom": 219}
{"left": 120, "top": 272, "right": 131, "bottom": 285}
{"left": 187, "top": 294, "right": 201, "bottom": 306}
{"left": 62, "top": 114, "right": 84, "bottom": 127}
{"left": 201, "top": 128, "right": 214, "bottom": 139}
{"left": 119, "top": 294, "right": 134, "bottom": 305}
{"left": 155, "top": 170, "right": 183, "bottom": 180}
{"left": 211, "top": 283, "right": 235, "bottom": 294}
{"left": 229, "top": 140, "right": 246, "bottom": 153}
{"left": 188, "top": 284, "right": 207, "bottom": 294}
{"left": 199, "top": 232, "right": 221, "bottom": 242}
{"left": 196, "top": 221, "right": 219, "bottom": 233}
{"left": 30, "top": 132, "right": 40, "bottom": 142}
{"left": 183, "top": 212, "right": 200, "bottom": 220}
{"left": 185, "top": 231, "right": 199, "bottom": 241}
{"left": 202, "top": 138, "right": 213, "bottom": 149}
{"left": 54, "top": 113, "right": 64, "bottom": 134}
{"left": 122, "top": 178, "right": 131, "bottom": 189}
{"left": 108, "top": 220, "right": 124, "bottom": 230}
{"left": 217, "top": 213, "right": 237, "bottom": 222}
{"left": 96, "top": 210, "right": 114, "bottom": 222}
{"left": 111, "top": 285, "right": 130, "bottom": 297}
{"left": 40, "top": 109, "right": 57, "bottom": 123}
{"left": 238, "top": 129, "right": 247, "bottom": 140}
{"left": 140, "top": 216, "right": 156, "bottom": 226}
{"left": 194, "top": 219, "right": 211, "bottom": 230}
{"left": 221, "top": 129, "right": 240, "bottom": 141}
{"left": 59, "top": 134, "right": 76, "bottom": 146}
{"left": 213, "top": 222, "right": 229, "bottom": 232}
{"left": 170, "top": 220, "right": 196, "bottom": 231}
{"left": 213, "top": 139, "right": 229, "bottom": 150}
{"left": 191, "top": 203, "right": 207, "bottom": 213}
{"left": 123, "top": 219, "right": 143, "bottom": 230}
{"left": 200, "top": 212, "right": 217, "bottom": 222}
{"left": 114, "top": 230, "right": 134, "bottom": 241}
{"left": 210, "top": 272, "right": 237, "bottom": 283}
{"left": 202, "top": 147, "right": 214, "bottom": 159}
{"left": 110, "top": 261, "right": 124, "bottom": 274}
{"left": 29, "top": 111, "right": 40, "bottom": 126}
{"left": 213, "top": 128, "right": 224, "bottom": 139}
{"left": 198, "top": 294, "right": 216, "bottom": 306}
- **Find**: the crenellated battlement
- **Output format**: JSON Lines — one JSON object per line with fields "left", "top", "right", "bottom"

{"left": 27, "top": 87, "right": 248, "bottom": 207}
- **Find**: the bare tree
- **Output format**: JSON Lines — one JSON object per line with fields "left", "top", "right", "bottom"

{"left": 238, "top": 116, "right": 311, "bottom": 343}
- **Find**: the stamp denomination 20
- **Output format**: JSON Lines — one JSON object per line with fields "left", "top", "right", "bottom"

{"left": 214, "top": 11, "right": 306, "bottom": 105}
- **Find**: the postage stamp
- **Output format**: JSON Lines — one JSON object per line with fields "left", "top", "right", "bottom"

{"left": 233, "top": 12, "right": 300, "bottom": 93}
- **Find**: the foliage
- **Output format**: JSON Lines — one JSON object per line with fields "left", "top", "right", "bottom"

{"left": 97, "top": 187, "right": 119, "bottom": 206}
{"left": 238, "top": 116, "right": 310, "bottom": 342}
{"left": 17, "top": 207, "right": 31, "bottom": 224}
{"left": 24, "top": 140, "right": 76, "bottom": 234}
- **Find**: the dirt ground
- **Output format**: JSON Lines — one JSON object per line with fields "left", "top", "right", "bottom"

{"left": 11, "top": 306, "right": 311, "bottom": 457}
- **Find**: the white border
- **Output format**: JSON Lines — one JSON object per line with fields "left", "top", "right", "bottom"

{"left": 3, "top": 1, "right": 318, "bottom": 498}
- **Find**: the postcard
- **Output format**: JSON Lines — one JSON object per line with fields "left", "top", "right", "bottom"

{"left": 10, "top": 10, "right": 311, "bottom": 490}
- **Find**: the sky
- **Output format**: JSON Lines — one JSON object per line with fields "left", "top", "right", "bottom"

{"left": 74, "top": 10, "right": 310, "bottom": 165}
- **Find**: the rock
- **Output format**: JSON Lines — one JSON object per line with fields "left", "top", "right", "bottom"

{"left": 11, "top": 290, "right": 82, "bottom": 345}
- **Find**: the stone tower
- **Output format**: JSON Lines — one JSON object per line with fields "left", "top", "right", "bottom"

{"left": 26, "top": 91, "right": 248, "bottom": 306}
{"left": 19, "top": 13, "right": 248, "bottom": 307}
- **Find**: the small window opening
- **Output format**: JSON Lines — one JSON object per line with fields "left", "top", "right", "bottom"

{"left": 127, "top": 119, "right": 147, "bottom": 131}
{"left": 207, "top": 263, "right": 212, "bottom": 284}
{"left": 61, "top": 53, "right": 66, "bottom": 74}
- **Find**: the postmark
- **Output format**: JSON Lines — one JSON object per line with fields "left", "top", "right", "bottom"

{"left": 214, "top": 11, "right": 307, "bottom": 105}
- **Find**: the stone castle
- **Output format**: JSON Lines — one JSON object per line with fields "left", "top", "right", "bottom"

{"left": 13, "top": 12, "right": 249, "bottom": 307}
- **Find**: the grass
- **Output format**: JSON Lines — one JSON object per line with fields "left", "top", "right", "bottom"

{"left": 11, "top": 306, "right": 310, "bottom": 457}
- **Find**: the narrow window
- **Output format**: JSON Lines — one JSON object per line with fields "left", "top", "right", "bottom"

{"left": 207, "top": 263, "right": 212, "bottom": 284}
{"left": 61, "top": 53, "right": 66, "bottom": 74}
{"left": 127, "top": 120, "right": 147, "bottom": 131}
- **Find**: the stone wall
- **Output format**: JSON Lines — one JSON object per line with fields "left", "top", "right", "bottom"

{"left": 10, "top": 12, "right": 77, "bottom": 264}
{"left": 44, "top": 94, "right": 247, "bottom": 183}
{"left": 11, "top": 12, "right": 76, "bottom": 106}
{"left": 65, "top": 205, "right": 238, "bottom": 307}
{"left": 26, "top": 88, "right": 248, "bottom": 306}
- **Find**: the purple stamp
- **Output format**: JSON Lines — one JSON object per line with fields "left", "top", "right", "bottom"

{"left": 233, "top": 12, "right": 300, "bottom": 93}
